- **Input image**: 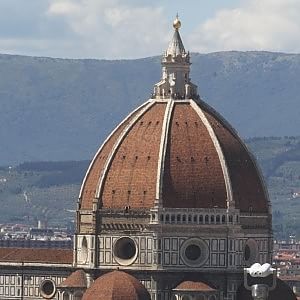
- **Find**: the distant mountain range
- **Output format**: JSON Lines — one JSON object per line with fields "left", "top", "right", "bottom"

{"left": 0, "top": 51, "right": 299, "bottom": 165}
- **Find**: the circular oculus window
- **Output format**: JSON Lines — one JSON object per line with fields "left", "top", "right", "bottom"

{"left": 113, "top": 237, "right": 138, "bottom": 266}
{"left": 180, "top": 238, "right": 209, "bottom": 267}
{"left": 40, "top": 279, "right": 56, "bottom": 299}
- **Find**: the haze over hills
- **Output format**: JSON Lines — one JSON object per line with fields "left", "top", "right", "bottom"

{"left": 0, "top": 51, "right": 300, "bottom": 165}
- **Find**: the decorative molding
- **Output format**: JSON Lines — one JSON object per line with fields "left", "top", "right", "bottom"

{"left": 155, "top": 98, "right": 174, "bottom": 206}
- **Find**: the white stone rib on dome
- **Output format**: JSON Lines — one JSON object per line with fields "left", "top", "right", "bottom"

{"left": 94, "top": 101, "right": 156, "bottom": 208}
{"left": 190, "top": 99, "right": 234, "bottom": 208}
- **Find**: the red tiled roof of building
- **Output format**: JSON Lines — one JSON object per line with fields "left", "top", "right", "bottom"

{"left": 59, "top": 270, "right": 87, "bottom": 288}
{"left": 174, "top": 281, "right": 215, "bottom": 291}
{"left": 280, "top": 275, "right": 300, "bottom": 282}
{"left": 0, "top": 247, "right": 72, "bottom": 264}
{"left": 82, "top": 271, "right": 150, "bottom": 300}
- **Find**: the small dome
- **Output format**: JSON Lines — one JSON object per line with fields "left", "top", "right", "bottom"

{"left": 82, "top": 271, "right": 150, "bottom": 300}
{"left": 174, "top": 280, "right": 216, "bottom": 292}
{"left": 59, "top": 270, "right": 87, "bottom": 288}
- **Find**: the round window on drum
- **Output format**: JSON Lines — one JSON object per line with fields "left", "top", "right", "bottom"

{"left": 180, "top": 238, "right": 209, "bottom": 267}
{"left": 113, "top": 237, "right": 138, "bottom": 266}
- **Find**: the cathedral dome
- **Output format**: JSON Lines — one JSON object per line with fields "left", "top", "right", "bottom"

{"left": 79, "top": 98, "right": 269, "bottom": 213}
{"left": 78, "top": 18, "right": 269, "bottom": 215}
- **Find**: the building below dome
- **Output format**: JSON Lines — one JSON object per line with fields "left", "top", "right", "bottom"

{"left": 0, "top": 15, "right": 297, "bottom": 300}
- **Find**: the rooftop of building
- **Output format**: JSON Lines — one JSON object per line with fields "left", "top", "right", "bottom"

{"left": 0, "top": 247, "right": 72, "bottom": 264}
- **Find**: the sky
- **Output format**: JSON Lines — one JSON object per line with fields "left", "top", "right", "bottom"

{"left": 0, "top": 0, "right": 300, "bottom": 59}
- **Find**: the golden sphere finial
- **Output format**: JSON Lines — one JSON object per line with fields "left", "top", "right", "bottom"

{"left": 173, "top": 14, "right": 181, "bottom": 30}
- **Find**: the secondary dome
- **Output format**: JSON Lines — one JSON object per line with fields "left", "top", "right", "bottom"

{"left": 82, "top": 271, "right": 150, "bottom": 300}
{"left": 78, "top": 17, "right": 269, "bottom": 215}
{"left": 174, "top": 280, "right": 216, "bottom": 292}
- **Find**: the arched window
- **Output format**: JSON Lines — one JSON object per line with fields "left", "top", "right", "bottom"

{"left": 205, "top": 215, "right": 209, "bottom": 224}
{"left": 229, "top": 215, "right": 233, "bottom": 223}
{"left": 81, "top": 237, "right": 88, "bottom": 263}
{"left": 171, "top": 215, "right": 175, "bottom": 223}
{"left": 193, "top": 215, "right": 198, "bottom": 223}
{"left": 182, "top": 215, "right": 186, "bottom": 223}
{"left": 177, "top": 214, "right": 181, "bottom": 222}
{"left": 165, "top": 214, "right": 170, "bottom": 223}
{"left": 210, "top": 215, "right": 215, "bottom": 224}
{"left": 199, "top": 215, "right": 203, "bottom": 223}
{"left": 216, "top": 215, "right": 220, "bottom": 224}
{"left": 160, "top": 214, "right": 164, "bottom": 222}
{"left": 188, "top": 215, "right": 192, "bottom": 223}
{"left": 63, "top": 292, "right": 69, "bottom": 300}
{"left": 222, "top": 215, "right": 226, "bottom": 224}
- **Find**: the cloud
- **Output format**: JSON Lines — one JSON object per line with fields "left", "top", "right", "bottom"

{"left": 46, "top": 0, "right": 170, "bottom": 58}
{"left": 1, "top": 0, "right": 299, "bottom": 58}
{"left": 188, "top": 0, "right": 300, "bottom": 53}
{"left": 0, "top": 0, "right": 171, "bottom": 59}
{"left": 48, "top": 2, "right": 81, "bottom": 15}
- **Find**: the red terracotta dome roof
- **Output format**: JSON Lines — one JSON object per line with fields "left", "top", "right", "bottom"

{"left": 174, "top": 280, "right": 216, "bottom": 291}
{"left": 82, "top": 271, "right": 150, "bottom": 300}
{"left": 59, "top": 270, "right": 87, "bottom": 288}
{"left": 79, "top": 98, "right": 269, "bottom": 214}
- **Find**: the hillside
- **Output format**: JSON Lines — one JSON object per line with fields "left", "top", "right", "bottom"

{"left": 0, "top": 137, "right": 299, "bottom": 238}
{"left": 1, "top": 51, "right": 300, "bottom": 165}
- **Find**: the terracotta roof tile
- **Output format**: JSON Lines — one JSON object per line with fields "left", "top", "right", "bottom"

{"left": 101, "top": 102, "right": 166, "bottom": 209}
{"left": 174, "top": 281, "right": 216, "bottom": 291}
{"left": 280, "top": 275, "right": 300, "bottom": 282}
{"left": 203, "top": 103, "right": 269, "bottom": 213}
{"left": 78, "top": 98, "right": 269, "bottom": 213}
{"left": 82, "top": 271, "right": 150, "bottom": 300}
{"left": 0, "top": 247, "right": 72, "bottom": 264}
{"left": 59, "top": 270, "right": 87, "bottom": 288}
{"left": 163, "top": 103, "right": 227, "bottom": 208}
{"left": 80, "top": 104, "right": 145, "bottom": 210}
